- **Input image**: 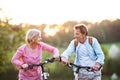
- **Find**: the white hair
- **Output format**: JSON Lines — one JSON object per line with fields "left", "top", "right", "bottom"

{"left": 25, "top": 29, "right": 41, "bottom": 44}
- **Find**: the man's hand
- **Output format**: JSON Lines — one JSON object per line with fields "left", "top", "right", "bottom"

{"left": 92, "top": 62, "right": 101, "bottom": 71}
{"left": 61, "top": 56, "right": 68, "bottom": 65}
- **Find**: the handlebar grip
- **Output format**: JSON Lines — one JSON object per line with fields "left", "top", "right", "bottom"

{"left": 46, "top": 57, "right": 55, "bottom": 63}
{"left": 28, "top": 65, "right": 34, "bottom": 69}
{"left": 69, "top": 62, "right": 79, "bottom": 67}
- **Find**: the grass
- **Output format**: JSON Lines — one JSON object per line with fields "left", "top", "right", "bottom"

{"left": 102, "top": 42, "right": 120, "bottom": 50}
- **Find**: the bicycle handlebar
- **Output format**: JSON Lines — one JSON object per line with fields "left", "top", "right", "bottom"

{"left": 21, "top": 57, "right": 55, "bottom": 70}
{"left": 67, "top": 62, "right": 93, "bottom": 72}
{"left": 59, "top": 56, "right": 102, "bottom": 72}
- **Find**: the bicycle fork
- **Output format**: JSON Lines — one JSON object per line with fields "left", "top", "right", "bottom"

{"left": 42, "top": 72, "right": 49, "bottom": 80}
{"left": 74, "top": 72, "right": 78, "bottom": 80}
{"left": 41, "top": 65, "right": 49, "bottom": 80}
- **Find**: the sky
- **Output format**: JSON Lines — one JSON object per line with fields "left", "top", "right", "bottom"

{"left": 0, "top": 0, "right": 120, "bottom": 25}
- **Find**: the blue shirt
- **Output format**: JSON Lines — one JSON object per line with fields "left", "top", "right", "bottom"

{"left": 77, "top": 43, "right": 95, "bottom": 67}
{"left": 61, "top": 36, "right": 105, "bottom": 65}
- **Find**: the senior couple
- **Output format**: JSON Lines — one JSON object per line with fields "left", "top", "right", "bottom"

{"left": 11, "top": 24, "right": 105, "bottom": 80}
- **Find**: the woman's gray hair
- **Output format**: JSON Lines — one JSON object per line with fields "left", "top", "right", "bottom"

{"left": 25, "top": 29, "right": 41, "bottom": 44}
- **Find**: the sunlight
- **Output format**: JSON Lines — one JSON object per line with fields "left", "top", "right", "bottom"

{"left": 44, "top": 25, "right": 61, "bottom": 37}
{"left": 65, "top": 28, "right": 69, "bottom": 33}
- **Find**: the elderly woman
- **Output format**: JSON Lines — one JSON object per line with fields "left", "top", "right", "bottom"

{"left": 11, "top": 29, "right": 59, "bottom": 80}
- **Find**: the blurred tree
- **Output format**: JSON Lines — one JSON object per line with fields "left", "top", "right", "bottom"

{"left": 0, "top": 17, "right": 13, "bottom": 73}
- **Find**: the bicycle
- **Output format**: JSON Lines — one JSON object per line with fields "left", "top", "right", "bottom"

{"left": 21, "top": 57, "right": 56, "bottom": 80}
{"left": 65, "top": 62, "right": 93, "bottom": 80}
{"left": 67, "top": 62, "right": 102, "bottom": 80}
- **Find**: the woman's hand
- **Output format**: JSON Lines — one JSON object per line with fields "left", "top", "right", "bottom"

{"left": 21, "top": 63, "right": 28, "bottom": 69}
{"left": 53, "top": 54, "right": 60, "bottom": 60}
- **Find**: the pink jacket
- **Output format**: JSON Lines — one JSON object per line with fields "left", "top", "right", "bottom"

{"left": 11, "top": 42, "right": 59, "bottom": 80}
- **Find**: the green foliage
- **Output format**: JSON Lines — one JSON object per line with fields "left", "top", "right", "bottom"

{"left": 89, "top": 19, "right": 120, "bottom": 43}
{"left": 102, "top": 43, "right": 120, "bottom": 77}
{"left": 41, "top": 50, "right": 74, "bottom": 79}
{"left": 0, "top": 20, "right": 13, "bottom": 73}
{"left": 0, "top": 19, "right": 27, "bottom": 74}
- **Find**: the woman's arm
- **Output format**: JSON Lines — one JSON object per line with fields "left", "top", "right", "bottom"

{"left": 11, "top": 47, "right": 24, "bottom": 69}
{"left": 40, "top": 42, "right": 59, "bottom": 57}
